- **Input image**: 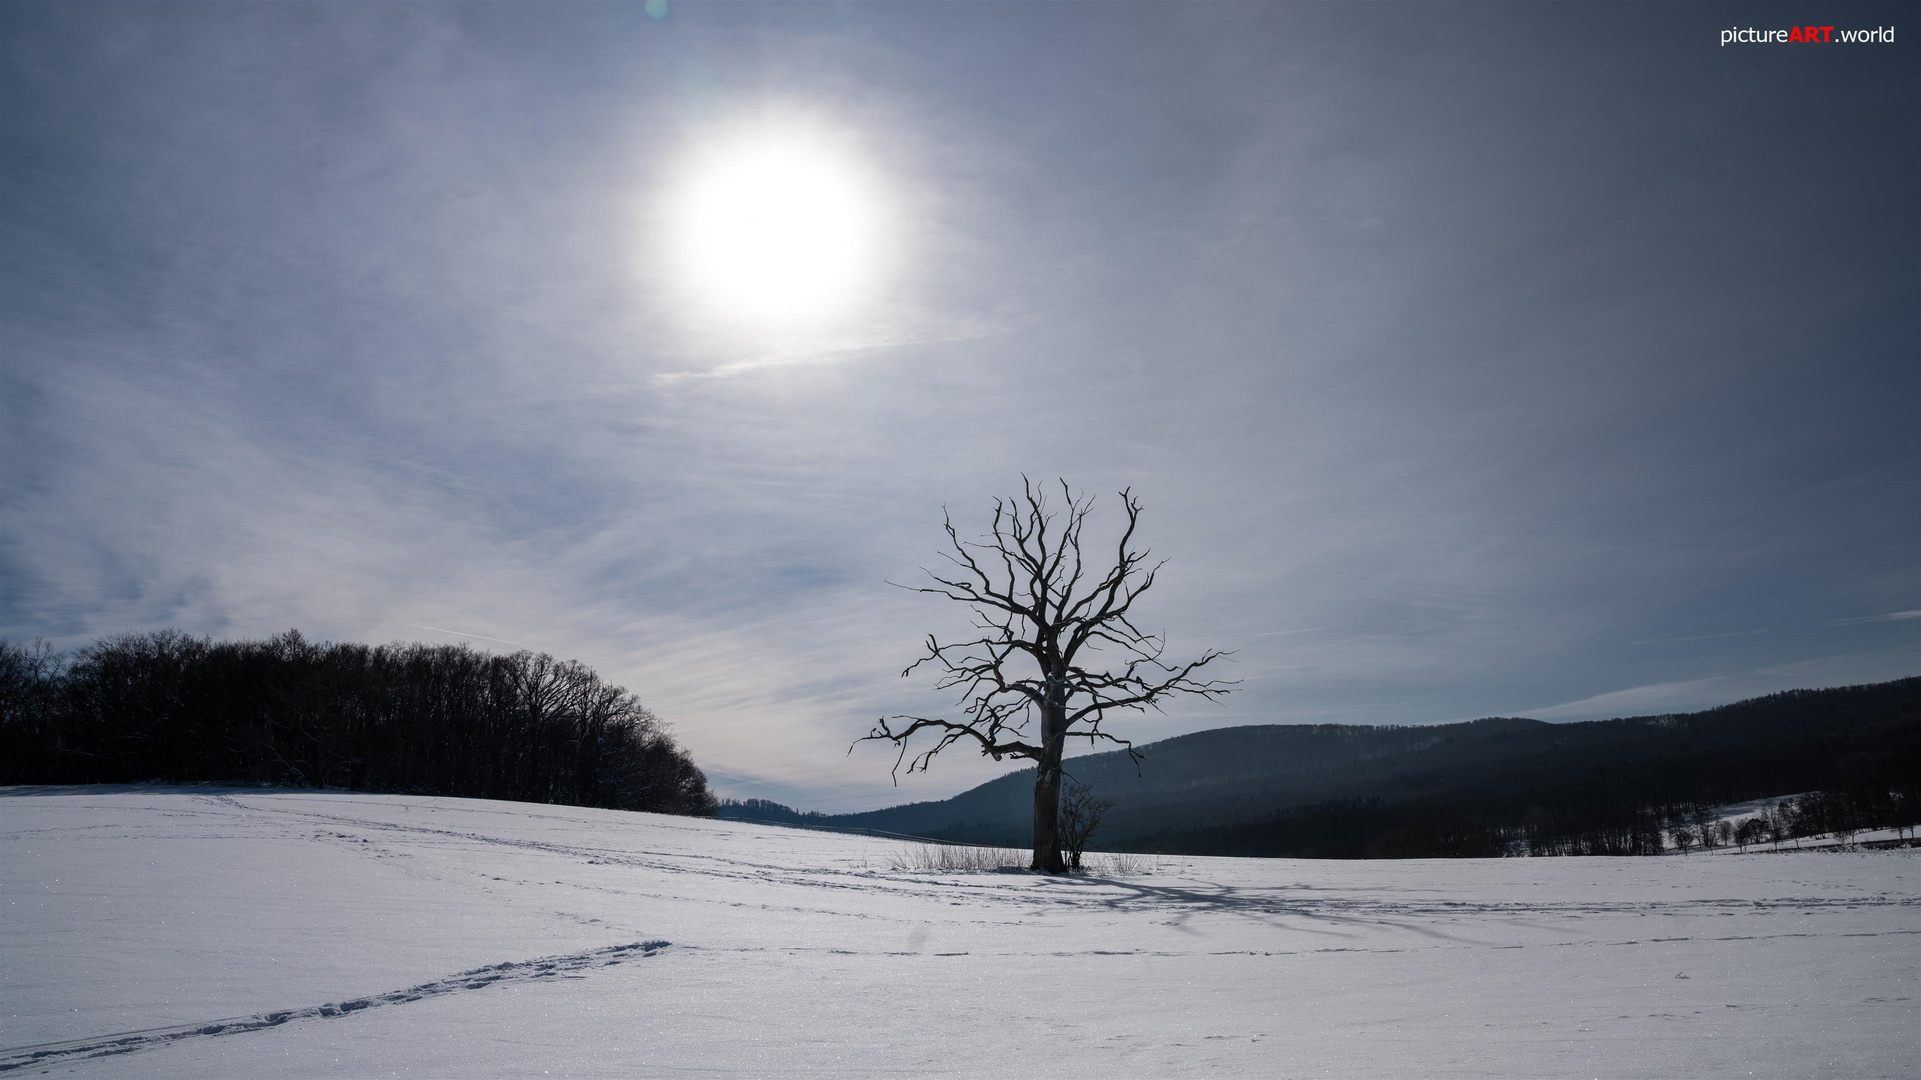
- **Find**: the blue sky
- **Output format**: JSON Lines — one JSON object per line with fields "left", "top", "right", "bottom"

{"left": 2, "top": 2, "right": 1916, "bottom": 811}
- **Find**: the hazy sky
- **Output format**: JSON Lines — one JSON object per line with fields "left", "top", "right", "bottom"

{"left": 3, "top": 2, "right": 1916, "bottom": 811}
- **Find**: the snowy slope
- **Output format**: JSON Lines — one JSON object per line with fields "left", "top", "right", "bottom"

{"left": 2, "top": 787, "right": 1916, "bottom": 1078}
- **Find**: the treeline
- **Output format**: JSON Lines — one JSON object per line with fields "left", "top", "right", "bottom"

{"left": 714, "top": 798, "right": 831, "bottom": 825}
{"left": 0, "top": 630, "right": 715, "bottom": 816}
{"left": 1131, "top": 784, "right": 1921, "bottom": 860}
{"left": 1137, "top": 734, "right": 1921, "bottom": 860}
{"left": 1671, "top": 790, "right": 1920, "bottom": 853}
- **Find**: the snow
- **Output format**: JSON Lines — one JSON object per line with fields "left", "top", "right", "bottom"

{"left": 3, "top": 787, "right": 1916, "bottom": 1077}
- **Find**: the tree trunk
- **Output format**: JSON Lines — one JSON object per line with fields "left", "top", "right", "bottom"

{"left": 1031, "top": 752, "right": 1064, "bottom": 872}
{"left": 1030, "top": 695, "right": 1068, "bottom": 873}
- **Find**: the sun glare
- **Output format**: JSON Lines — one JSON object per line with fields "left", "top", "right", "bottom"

{"left": 669, "top": 126, "right": 885, "bottom": 328}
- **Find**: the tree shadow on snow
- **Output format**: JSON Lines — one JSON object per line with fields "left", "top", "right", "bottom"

{"left": 1048, "top": 874, "right": 1480, "bottom": 943}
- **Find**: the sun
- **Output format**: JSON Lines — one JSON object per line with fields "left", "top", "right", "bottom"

{"left": 668, "top": 125, "right": 885, "bottom": 328}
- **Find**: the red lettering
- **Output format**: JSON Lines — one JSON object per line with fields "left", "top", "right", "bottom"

{"left": 1788, "top": 27, "right": 1804, "bottom": 41}
{"left": 1822, "top": 26, "right": 1834, "bottom": 42}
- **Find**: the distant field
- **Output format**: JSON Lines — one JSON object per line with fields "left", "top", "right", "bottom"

{"left": 3, "top": 787, "right": 1917, "bottom": 1078}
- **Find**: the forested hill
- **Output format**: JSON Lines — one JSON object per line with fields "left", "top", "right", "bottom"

{"left": 0, "top": 631, "right": 716, "bottom": 817}
{"left": 813, "top": 677, "right": 1921, "bottom": 856}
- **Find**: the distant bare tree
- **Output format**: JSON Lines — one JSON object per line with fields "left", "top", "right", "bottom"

{"left": 0, "top": 639, "right": 65, "bottom": 783}
{"left": 1058, "top": 777, "right": 1116, "bottom": 871}
{"left": 857, "top": 479, "right": 1232, "bottom": 872}
{"left": 1687, "top": 807, "right": 1716, "bottom": 848}
{"left": 1670, "top": 825, "right": 1698, "bottom": 854}
{"left": 1897, "top": 788, "right": 1921, "bottom": 842}
{"left": 1831, "top": 817, "right": 1858, "bottom": 848}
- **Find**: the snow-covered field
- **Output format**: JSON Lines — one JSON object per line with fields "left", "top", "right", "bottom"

{"left": 3, "top": 788, "right": 1916, "bottom": 1078}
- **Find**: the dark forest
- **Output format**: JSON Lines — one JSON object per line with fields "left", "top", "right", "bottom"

{"left": 0, "top": 631, "right": 715, "bottom": 816}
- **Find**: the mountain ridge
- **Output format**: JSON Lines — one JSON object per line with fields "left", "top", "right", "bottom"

{"left": 735, "top": 677, "right": 1921, "bottom": 856}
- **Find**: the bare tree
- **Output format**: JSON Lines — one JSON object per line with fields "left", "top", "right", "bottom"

{"left": 856, "top": 479, "right": 1231, "bottom": 872}
{"left": 1057, "top": 777, "right": 1115, "bottom": 871}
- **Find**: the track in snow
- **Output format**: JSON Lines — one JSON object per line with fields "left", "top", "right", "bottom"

{"left": 0, "top": 940, "right": 670, "bottom": 1073}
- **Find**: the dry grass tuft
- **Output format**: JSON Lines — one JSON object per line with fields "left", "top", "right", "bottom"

{"left": 885, "top": 843, "right": 1029, "bottom": 872}
{"left": 1082, "top": 851, "right": 1166, "bottom": 876}
{"left": 884, "top": 844, "right": 1170, "bottom": 876}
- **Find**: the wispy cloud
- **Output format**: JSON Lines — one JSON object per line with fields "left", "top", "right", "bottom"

{"left": 1516, "top": 677, "right": 1733, "bottom": 722}
{"left": 653, "top": 327, "right": 998, "bottom": 383}
{"left": 1828, "top": 610, "right": 1921, "bottom": 626}
{"left": 1509, "top": 645, "right": 1921, "bottom": 724}
{"left": 1629, "top": 628, "right": 1767, "bottom": 645}
{"left": 403, "top": 624, "right": 544, "bottom": 651}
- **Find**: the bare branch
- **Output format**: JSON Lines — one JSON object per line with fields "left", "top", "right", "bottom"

{"left": 852, "top": 714, "right": 1042, "bottom": 783}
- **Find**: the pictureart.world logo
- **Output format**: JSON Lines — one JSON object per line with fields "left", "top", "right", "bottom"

{"left": 1720, "top": 24, "right": 1895, "bottom": 45}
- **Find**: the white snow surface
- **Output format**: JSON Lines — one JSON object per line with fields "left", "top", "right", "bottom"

{"left": 3, "top": 787, "right": 1916, "bottom": 1078}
